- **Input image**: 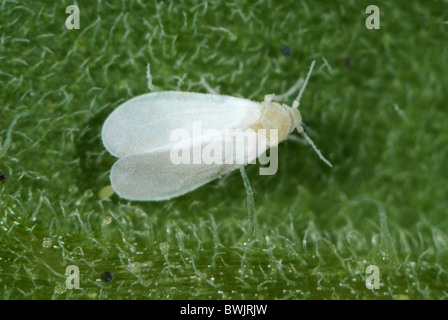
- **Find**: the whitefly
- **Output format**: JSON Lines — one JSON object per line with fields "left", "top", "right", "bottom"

{"left": 101, "top": 61, "right": 331, "bottom": 201}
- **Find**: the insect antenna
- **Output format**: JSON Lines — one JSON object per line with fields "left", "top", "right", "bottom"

{"left": 292, "top": 60, "right": 315, "bottom": 109}
{"left": 292, "top": 60, "right": 332, "bottom": 167}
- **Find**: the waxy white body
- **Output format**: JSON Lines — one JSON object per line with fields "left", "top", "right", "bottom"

{"left": 101, "top": 60, "right": 331, "bottom": 201}
{"left": 102, "top": 91, "right": 302, "bottom": 201}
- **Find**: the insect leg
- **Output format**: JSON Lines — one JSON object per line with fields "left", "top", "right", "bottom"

{"left": 264, "top": 76, "right": 304, "bottom": 103}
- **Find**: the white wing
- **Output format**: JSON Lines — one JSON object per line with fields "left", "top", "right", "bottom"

{"left": 110, "top": 147, "right": 240, "bottom": 201}
{"left": 101, "top": 91, "right": 263, "bottom": 158}
{"left": 110, "top": 131, "right": 270, "bottom": 201}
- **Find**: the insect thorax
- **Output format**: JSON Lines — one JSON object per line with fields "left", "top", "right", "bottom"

{"left": 249, "top": 102, "right": 298, "bottom": 144}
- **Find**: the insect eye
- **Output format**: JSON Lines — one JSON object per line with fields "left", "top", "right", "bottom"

{"left": 301, "top": 120, "right": 310, "bottom": 132}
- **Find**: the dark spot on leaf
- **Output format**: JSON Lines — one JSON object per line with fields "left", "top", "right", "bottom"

{"left": 0, "top": 171, "right": 6, "bottom": 181}
{"left": 281, "top": 45, "right": 292, "bottom": 57}
{"left": 101, "top": 271, "right": 114, "bottom": 283}
{"left": 343, "top": 57, "right": 353, "bottom": 68}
